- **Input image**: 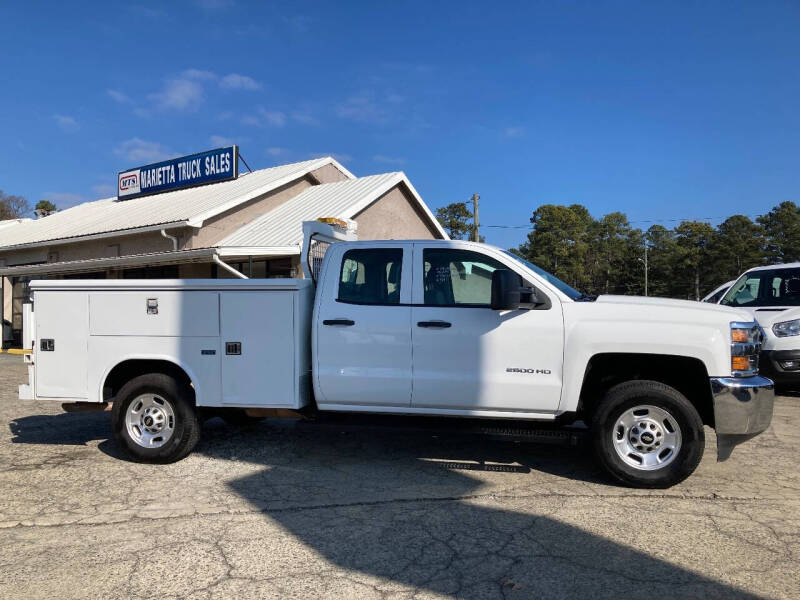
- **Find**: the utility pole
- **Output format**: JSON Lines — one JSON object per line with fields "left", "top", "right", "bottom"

{"left": 643, "top": 242, "right": 648, "bottom": 297}
{"left": 638, "top": 240, "right": 649, "bottom": 296}
{"left": 471, "top": 193, "right": 480, "bottom": 242}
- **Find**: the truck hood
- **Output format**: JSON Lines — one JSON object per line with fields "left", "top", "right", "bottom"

{"left": 563, "top": 294, "right": 753, "bottom": 379}
{"left": 726, "top": 305, "right": 794, "bottom": 322}
{"left": 594, "top": 294, "right": 751, "bottom": 320}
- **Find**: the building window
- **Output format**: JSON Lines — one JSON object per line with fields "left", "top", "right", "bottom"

{"left": 62, "top": 271, "right": 107, "bottom": 280}
{"left": 122, "top": 265, "right": 179, "bottom": 279}
{"left": 216, "top": 258, "right": 295, "bottom": 279}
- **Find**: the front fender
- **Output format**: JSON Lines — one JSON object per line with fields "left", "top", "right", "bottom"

{"left": 560, "top": 314, "right": 729, "bottom": 413}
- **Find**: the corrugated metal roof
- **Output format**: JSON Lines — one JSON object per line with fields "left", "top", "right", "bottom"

{"left": 0, "top": 218, "right": 30, "bottom": 231}
{"left": 0, "top": 157, "right": 350, "bottom": 250}
{"left": 218, "top": 172, "right": 406, "bottom": 248}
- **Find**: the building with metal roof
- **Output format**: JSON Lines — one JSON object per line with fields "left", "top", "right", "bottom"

{"left": 0, "top": 157, "right": 353, "bottom": 251}
{"left": 0, "top": 155, "right": 446, "bottom": 347}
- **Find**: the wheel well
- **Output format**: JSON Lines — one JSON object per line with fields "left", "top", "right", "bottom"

{"left": 578, "top": 353, "right": 714, "bottom": 426}
{"left": 103, "top": 359, "right": 194, "bottom": 403}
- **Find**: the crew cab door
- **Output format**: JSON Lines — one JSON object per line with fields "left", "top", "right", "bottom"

{"left": 410, "top": 244, "right": 564, "bottom": 413}
{"left": 314, "top": 243, "right": 413, "bottom": 407}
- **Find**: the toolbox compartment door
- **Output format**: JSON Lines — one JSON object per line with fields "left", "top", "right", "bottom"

{"left": 35, "top": 292, "right": 89, "bottom": 399}
{"left": 89, "top": 292, "right": 219, "bottom": 337}
{"left": 220, "top": 291, "right": 297, "bottom": 407}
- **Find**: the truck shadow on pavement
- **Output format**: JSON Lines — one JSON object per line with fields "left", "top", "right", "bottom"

{"left": 201, "top": 420, "right": 756, "bottom": 599}
{"left": 9, "top": 411, "right": 110, "bottom": 446}
{"left": 8, "top": 414, "right": 758, "bottom": 598}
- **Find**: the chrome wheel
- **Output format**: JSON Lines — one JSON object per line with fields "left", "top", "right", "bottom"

{"left": 612, "top": 404, "right": 682, "bottom": 471}
{"left": 125, "top": 394, "right": 176, "bottom": 449}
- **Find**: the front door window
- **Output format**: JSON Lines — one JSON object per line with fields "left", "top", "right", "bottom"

{"left": 423, "top": 248, "right": 505, "bottom": 307}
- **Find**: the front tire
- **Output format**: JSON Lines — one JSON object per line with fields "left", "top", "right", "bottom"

{"left": 591, "top": 380, "right": 705, "bottom": 488}
{"left": 111, "top": 373, "right": 200, "bottom": 463}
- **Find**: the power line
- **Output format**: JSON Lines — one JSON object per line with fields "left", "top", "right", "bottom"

{"left": 483, "top": 213, "right": 765, "bottom": 229}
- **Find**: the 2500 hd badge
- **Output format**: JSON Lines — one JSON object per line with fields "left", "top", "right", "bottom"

{"left": 506, "top": 368, "right": 552, "bottom": 374}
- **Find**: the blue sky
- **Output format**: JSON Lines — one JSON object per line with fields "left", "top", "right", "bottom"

{"left": 1, "top": 1, "right": 799, "bottom": 248}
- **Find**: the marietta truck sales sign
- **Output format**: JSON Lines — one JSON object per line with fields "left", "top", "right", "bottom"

{"left": 117, "top": 146, "right": 239, "bottom": 200}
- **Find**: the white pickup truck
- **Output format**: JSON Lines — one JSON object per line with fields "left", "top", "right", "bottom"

{"left": 17, "top": 221, "right": 774, "bottom": 488}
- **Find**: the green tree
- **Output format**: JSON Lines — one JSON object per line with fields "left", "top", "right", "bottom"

{"left": 0, "top": 190, "right": 30, "bottom": 220}
{"left": 673, "top": 221, "right": 716, "bottom": 300}
{"left": 34, "top": 199, "right": 57, "bottom": 217}
{"left": 619, "top": 226, "right": 646, "bottom": 296}
{"left": 516, "top": 204, "right": 594, "bottom": 291}
{"left": 644, "top": 225, "right": 679, "bottom": 297}
{"left": 505, "top": 201, "right": 800, "bottom": 300}
{"left": 757, "top": 201, "right": 800, "bottom": 263}
{"left": 588, "top": 212, "right": 637, "bottom": 295}
{"left": 707, "top": 215, "right": 765, "bottom": 285}
{"left": 435, "top": 202, "right": 474, "bottom": 240}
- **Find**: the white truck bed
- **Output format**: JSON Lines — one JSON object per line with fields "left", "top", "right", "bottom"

{"left": 23, "top": 279, "right": 315, "bottom": 408}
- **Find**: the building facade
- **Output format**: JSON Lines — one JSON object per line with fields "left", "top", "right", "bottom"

{"left": 0, "top": 156, "right": 447, "bottom": 347}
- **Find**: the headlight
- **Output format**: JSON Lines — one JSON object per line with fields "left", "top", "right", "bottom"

{"left": 730, "top": 322, "right": 761, "bottom": 376}
{"left": 772, "top": 319, "right": 800, "bottom": 338}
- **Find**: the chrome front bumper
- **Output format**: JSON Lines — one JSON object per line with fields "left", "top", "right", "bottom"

{"left": 710, "top": 375, "right": 775, "bottom": 460}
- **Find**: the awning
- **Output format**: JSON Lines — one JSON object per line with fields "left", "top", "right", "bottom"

{"left": 0, "top": 246, "right": 300, "bottom": 277}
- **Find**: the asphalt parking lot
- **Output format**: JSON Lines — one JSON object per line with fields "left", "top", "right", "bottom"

{"left": 0, "top": 353, "right": 798, "bottom": 599}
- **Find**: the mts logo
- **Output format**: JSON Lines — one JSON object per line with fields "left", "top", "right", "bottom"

{"left": 119, "top": 174, "right": 138, "bottom": 190}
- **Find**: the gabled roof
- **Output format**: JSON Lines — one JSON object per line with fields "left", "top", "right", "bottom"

{"left": 217, "top": 171, "right": 448, "bottom": 250}
{"left": 0, "top": 157, "right": 353, "bottom": 251}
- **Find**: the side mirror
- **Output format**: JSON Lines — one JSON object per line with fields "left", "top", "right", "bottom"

{"left": 491, "top": 270, "right": 522, "bottom": 310}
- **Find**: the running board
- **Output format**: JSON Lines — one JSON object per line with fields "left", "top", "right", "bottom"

{"left": 295, "top": 414, "right": 586, "bottom": 447}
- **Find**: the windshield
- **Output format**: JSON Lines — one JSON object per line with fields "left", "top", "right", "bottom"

{"left": 704, "top": 285, "right": 730, "bottom": 304}
{"left": 720, "top": 268, "right": 800, "bottom": 307}
{"left": 501, "top": 250, "right": 583, "bottom": 300}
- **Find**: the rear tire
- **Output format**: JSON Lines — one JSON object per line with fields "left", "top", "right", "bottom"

{"left": 111, "top": 373, "right": 200, "bottom": 463}
{"left": 591, "top": 380, "right": 705, "bottom": 488}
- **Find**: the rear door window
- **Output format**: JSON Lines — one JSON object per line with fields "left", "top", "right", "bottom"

{"left": 338, "top": 248, "right": 402, "bottom": 305}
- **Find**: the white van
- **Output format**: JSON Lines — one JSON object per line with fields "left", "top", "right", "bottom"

{"left": 719, "top": 263, "right": 800, "bottom": 388}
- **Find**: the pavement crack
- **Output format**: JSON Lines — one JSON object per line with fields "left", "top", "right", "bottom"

{"left": 0, "top": 490, "right": 771, "bottom": 531}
